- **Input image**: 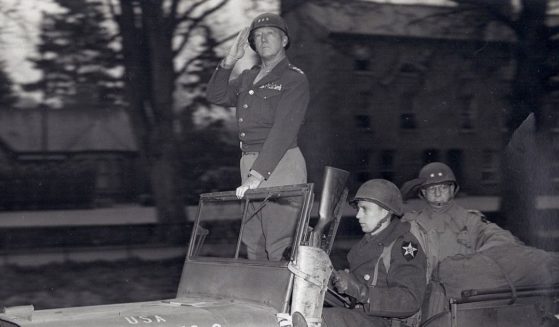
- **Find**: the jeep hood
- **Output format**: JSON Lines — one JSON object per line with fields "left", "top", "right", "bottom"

{"left": 0, "top": 297, "right": 278, "bottom": 327}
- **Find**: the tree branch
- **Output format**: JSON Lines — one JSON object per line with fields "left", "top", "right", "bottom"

{"left": 169, "top": 0, "right": 181, "bottom": 25}
{"left": 172, "top": 0, "right": 229, "bottom": 57}
{"left": 451, "top": 0, "right": 518, "bottom": 32}
{"left": 105, "top": 0, "right": 118, "bottom": 21}
{"left": 170, "top": 0, "right": 206, "bottom": 31}
{"left": 175, "top": 30, "right": 236, "bottom": 78}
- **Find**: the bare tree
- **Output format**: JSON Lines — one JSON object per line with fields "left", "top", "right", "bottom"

{"left": 450, "top": 0, "right": 554, "bottom": 135}
{"left": 106, "top": 0, "right": 229, "bottom": 223}
{"left": 449, "top": 0, "right": 558, "bottom": 248}
{"left": 0, "top": 2, "right": 29, "bottom": 109}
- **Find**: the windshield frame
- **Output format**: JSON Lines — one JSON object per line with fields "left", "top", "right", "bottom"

{"left": 186, "top": 183, "right": 315, "bottom": 263}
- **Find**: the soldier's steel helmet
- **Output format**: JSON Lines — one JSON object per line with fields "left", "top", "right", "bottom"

{"left": 418, "top": 162, "right": 457, "bottom": 188}
{"left": 248, "top": 13, "right": 290, "bottom": 51}
{"left": 352, "top": 179, "right": 403, "bottom": 217}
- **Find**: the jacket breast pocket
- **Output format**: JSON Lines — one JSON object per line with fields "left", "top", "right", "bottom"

{"left": 256, "top": 87, "right": 282, "bottom": 100}
{"left": 253, "top": 88, "right": 283, "bottom": 122}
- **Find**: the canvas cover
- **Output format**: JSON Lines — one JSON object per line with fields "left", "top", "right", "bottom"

{"left": 436, "top": 244, "right": 559, "bottom": 299}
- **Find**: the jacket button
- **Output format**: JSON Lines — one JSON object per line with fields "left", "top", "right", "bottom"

{"left": 242, "top": 104, "right": 248, "bottom": 108}
{"left": 248, "top": 90, "right": 254, "bottom": 95}
{"left": 364, "top": 274, "right": 370, "bottom": 281}
{"left": 238, "top": 118, "right": 244, "bottom": 123}
{"left": 240, "top": 132, "right": 246, "bottom": 138}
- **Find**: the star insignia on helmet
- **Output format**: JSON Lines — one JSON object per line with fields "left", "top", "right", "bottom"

{"left": 401, "top": 241, "right": 418, "bottom": 261}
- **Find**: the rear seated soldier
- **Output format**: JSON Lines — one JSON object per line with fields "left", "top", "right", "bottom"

{"left": 399, "top": 162, "right": 559, "bottom": 323}
{"left": 401, "top": 162, "right": 521, "bottom": 274}
{"left": 322, "top": 179, "right": 427, "bottom": 327}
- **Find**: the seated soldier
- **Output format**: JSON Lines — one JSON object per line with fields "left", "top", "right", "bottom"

{"left": 401, "top": 162, "right": 521, "bottom": 269}
{"left": 400, "top": 162, "right": 526, "bottom": 321}
{"left": 322, "top": 179, "right": 427, "bottom": 327}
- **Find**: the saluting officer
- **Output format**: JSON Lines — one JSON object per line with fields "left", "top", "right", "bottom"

{"left": 206, "top": 13, "right": 309, "bottom": 260}
{"left": 323, "top": 179, "right": 427, "bottom": 327}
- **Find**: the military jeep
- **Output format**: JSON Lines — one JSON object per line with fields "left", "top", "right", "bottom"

{"left": 0, "top": 175, "right": 343, "bottom": 327}
{"left": 1, "top": 166, "right": 558, "bottom": 327}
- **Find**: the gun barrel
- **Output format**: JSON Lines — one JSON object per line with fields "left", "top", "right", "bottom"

{"left": 319, "top": 167, "right": 350, "bottom": 219}
{"left": 315, "top": 166, "right": 349, "bottom": 234}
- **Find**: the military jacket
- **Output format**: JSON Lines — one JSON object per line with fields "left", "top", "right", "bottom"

{"left": 206, "top": 58, "right": 309, "bottom": 179}
{"left": 402, "top": 201, "right": 521, "bottom": 268}
{"left": 347, "top": 219, "right": 427, "bottom": 319}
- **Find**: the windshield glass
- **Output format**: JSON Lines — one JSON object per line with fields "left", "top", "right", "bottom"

{"left": 188, "top": 184, "right": 313, "bottom": 261}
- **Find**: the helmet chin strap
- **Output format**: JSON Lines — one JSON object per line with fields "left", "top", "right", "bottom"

{"left": 430, "top": 201, "right": 446, "bottom": 208}
{"left": 427, "top": 198, "right": 453, "bottom": 213}
{"left": 370, "top": 212, "right": 392, "bottom": 235}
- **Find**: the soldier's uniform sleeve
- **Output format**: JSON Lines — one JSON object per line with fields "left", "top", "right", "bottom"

{"left": 206, "top": 64, "right": 242, "bottom": 107}
{"left": 467, "top": 211, "right": 523, "bottom": 252}
{"left": 364, "top": 233, "right": 427, "bottom": 319}
{"left": 250, "top": 69, "right": 309, "bottom": 178}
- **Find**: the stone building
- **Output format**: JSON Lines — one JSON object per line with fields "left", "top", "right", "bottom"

{"left": 284, "top": 1, "right": 551, "bottom": 195}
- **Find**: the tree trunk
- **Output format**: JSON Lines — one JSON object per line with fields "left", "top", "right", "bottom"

{"left": 142, "top": 0, "right": 186, "bottom": 224}
{"left": 501, "top": 0, "right": 550, "bottom": 248}
{"left": 507, "top": 0, "right": 548, "bottom": 135}
{"left": 117, "top": 0, "right": 186, "bottom": 224}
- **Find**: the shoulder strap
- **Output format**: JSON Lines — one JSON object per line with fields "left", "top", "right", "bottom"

{"left": 409, "top": 220, "right": 434, "bottom": 283}
{"left": 371, "top": 239, "right": 397, "bottom": 286}
{"left": 373, "top": 236, "right": 423, "bottom": 327}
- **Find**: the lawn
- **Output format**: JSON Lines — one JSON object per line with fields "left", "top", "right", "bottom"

{"left": 0, "top": 258, "right": 184, "bottom": 310}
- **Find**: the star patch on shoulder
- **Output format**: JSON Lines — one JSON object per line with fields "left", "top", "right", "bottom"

{"left": 401, "top": 241, "right": 418, "bottom": 261}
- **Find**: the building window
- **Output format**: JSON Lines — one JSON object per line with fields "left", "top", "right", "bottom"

{"left": 97, "top": 160, "right": 111, "bottom": 190}
{"left": 399, "top": 63, "right": 424, "bottom": 76}
{"left": 400, "top": 91, "right": 415, "bottom": 112}
{"left": 552, "top": 149, "right": 559, "bottom": 190}
{"left": 354, "top": 59, "right": 370, "bottom": 72}
{"left": 423, "top": 149, "right": 439, "bottom": 164}
{"left": 356, "top": 148, "right": 372, "bottom": 168}
{"left": 355, "top": 148, "right": 372, "bottom": 184}
{"left": 357, "top": 91, "right": 372, "bottom": 109}
{"left": 446, "top": 149, "right": 463, "bottom": 183}
{"left": 352, "top": 44, "right": 372, "bottom": 72}
{"left": 399, "top": 90, "right": 417, "bottom": 130}
{"left": 481, "top": 149, "right": 499, "bottom": 184}
{"left": 379, "top": 150, "right": 395, "bottom": 181}
{"left": 355, "top": 114, "right": 371, "bottom": 129}
{"left": 96, "top": 159, "right": 124, "bottom": 192}
{"left": 459, "top": 95, "right": 475, "bottom": 131}
{"left": 400, "top": 113, "right": 416, "bottom": 129}
{"left": 551, "top": 104, "right": 559, "bottom": 133}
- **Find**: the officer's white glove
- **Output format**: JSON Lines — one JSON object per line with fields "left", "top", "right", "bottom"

{"left": 236, "top": 174, "right": 263, "bottom": 199}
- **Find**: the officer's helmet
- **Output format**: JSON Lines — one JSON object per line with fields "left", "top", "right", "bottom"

{"left": 418, "top": 162, "right": 457, "bottom": 188}
{"left": 352, "top": 179, "right": 403, "bottom": 217}
{"left": 248, "top": 13, "right": 290, "bottom": 51}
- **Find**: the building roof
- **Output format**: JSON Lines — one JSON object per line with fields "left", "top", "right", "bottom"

{"left": 302, "top": 1, "right": 515, "bottom": 42}
{"left": 0, "top": 109, "right": 137, "bottom": 153}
